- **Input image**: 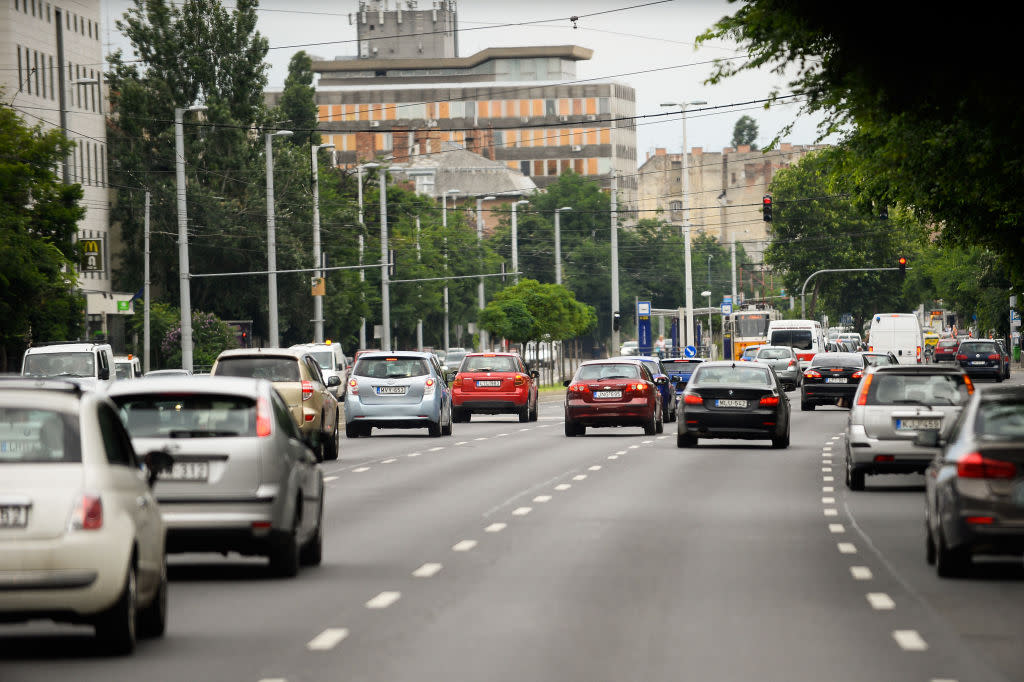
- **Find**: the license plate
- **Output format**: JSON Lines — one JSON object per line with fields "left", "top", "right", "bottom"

{"left": 970, "top": 361, "right": 986, "bottom": 366}
{"left": 0, "top": 505, "right": 29, "bottom": 528}
{"left": 715, "top": 399, "right": 746, "bottom": 408}
{"left": 375, "top": 386, "right": 407, "bottom": 395}
{"left": 825, "top": 377, "right": 847, "bottom": 383}
{"left": 161, "top": 461, "right": 210, "bottom": 481}
{"left": 897, "top": 418, "right": 941, "bottom": 431}
{"left": 594, "top": 391, "right": 622, "bottom": 399}
{"left": 476, "top": 380, "right": 501, "bottom": 387}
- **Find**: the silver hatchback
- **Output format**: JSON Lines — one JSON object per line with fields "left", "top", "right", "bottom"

{"left": 345, "top": 351, "right": 453, "bottom": 437}
{"left": 753, "top": 345, "right": 802, "bottom": 390}
{"left": 107, "top": 376, "right": 325, "bottom": 578}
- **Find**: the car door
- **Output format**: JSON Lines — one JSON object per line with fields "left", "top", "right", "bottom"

{"left": 270, "top": 390, "right": 318, "bottom": 540}
{"left": 305, "top": 356, "right": 337, "bottom": 433}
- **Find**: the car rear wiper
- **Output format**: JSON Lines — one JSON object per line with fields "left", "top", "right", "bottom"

{"left": 891, "top": 399, "right": 929, "bottom": 407}
{"left": 167, "top": 429, "right": 239, "bottom": 438}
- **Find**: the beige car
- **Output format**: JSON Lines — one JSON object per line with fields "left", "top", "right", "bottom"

{"left": 211, "top": 348, "right": 341, "bottom": 461}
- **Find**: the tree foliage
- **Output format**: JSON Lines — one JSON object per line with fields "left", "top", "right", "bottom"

{"left": 273, "top": 51, "right": 320, "bottom": 147}
{"left": 161, "top": 309, "right": 239, "bottom": 368}
{"left": 731, "top": 115, "right": 758, "bottom": 149}
{"left": 480, "top": 279, "right": 595, "bottom": 344}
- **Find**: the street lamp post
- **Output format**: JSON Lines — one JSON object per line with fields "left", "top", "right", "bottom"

{"left": 175, "top": 104, "right": 207, "bottom": 372}
{"left": 476, "top": 195, "right": 495, "bottom": 350}
{"left": 511, "top": 199, "right": 529, "bottom": 284}
{"left": 375, "top": 164, "right": 391, "bottom": 351}
{"left": 554, "top": 206, "right": 572, "bottom": 286}
{"left": 661, "top": 99, "right": 707, "bottom": 350}
{"left": 442, "top": 189, "right": 461, "bottom": 351}
{"left": 701, "top": 289, "right": 712, "bottom": 356}
{"left": 311, "top": 142, "right": 335, "bottom": 344}
{"left": 265, "top": 129, "right": 293, "bottom": 348}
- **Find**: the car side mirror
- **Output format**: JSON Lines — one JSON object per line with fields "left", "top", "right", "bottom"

{"left": 531, "top": 370, "right": 540, "bottom": 379}
{"left": 913, "top": 430, "right": 941, "bottom": 448}
{"left": 98, "top": 367, "right": 110, "bottom": 380}
{"left": 655, "top": 376, "right": 668, "bottom": 385}
{"left": 327, "top": 375, "right": 341, "bottom": 387}
{"left": 143, "top": 450, "right": 174, "bottom": 487}
{"left": 563, "top": 379, "right": 571, "bottom": 387}
{"left": 445, "top": 370, "right": 457, "bottom": 383}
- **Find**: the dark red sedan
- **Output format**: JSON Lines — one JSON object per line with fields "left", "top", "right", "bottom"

{"left": 563, "top": 360, "right": 665, "bottom": 436}
{"left": 933, "top": 337, "right": 960, "bottom": 363}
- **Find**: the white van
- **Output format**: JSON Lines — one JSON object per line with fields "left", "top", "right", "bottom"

{"left": 767, "top": 320, "right": 826, "bottom": 369}
{"left": 21, "top": 342, "right": 117, "bottom": 391}
{"left": 868, "top": 313, "right": 923, "bottom": 365}
{"left": 114, "top": 354, "right": 142, "bottom": 379}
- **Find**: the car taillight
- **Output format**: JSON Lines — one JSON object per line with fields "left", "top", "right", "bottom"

{"left": 956, "top": 354, "right": 967, "bottom": 361}
{"left": 957, "top": 452, "right": 1017, "bottom": 479}
{"left": 852, "top": 370, "right": 863, "bottom": 379}
{"left": 804, "top": 370, "right": 822, "bottom": 378}
{"left": 69, "top": 494, "right": 103, "bottom": 531}
{"left": 759, "top": 396, "right": 780, "bottom": 407}
{"left": 787, "top": 360, "right": 797, "bottom": 368}
{"left": 301, "top": 380, "right": 314, "bottom": 401}
{"left": 424, "top": 377, "right": 436, "bottom": 396}
{"left": 348, "top": 378, "right": 359, "bottom": 396}
{"left": 856, "top": 373, "right": 874, "bottom": 405}
{"left": 514, "top": 374, "right": 526, "bottom": 386}
{"left": 629, "top": 382, "right": 647, "bottom": 394}
{"left": 683, "top": 394, "right": 703, "bottom": 405}
{"left": 568, "top": 383, "right": 590, "bottom": 393}
{"left": 461, "top": 375, "right": 474, "bottom": 388}
{"left": 256, "top": 396, "right": 273, "bottom": 437}
{"left": 987, "top": 354, "right": 1000, "bottom": 360}
{"left": 964, "top": 376, "right": 975, "bottom": 395}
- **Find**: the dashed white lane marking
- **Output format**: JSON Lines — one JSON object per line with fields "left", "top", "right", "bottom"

{"left": 867, "top": 593, "right": 895, "bottom": 610}
{"left": 642, "top": 440, "right": 653, "bottom": 444}
{"left": 822, "top": 496, "right": 835, "bottom": 504}
{"left": 616, "top": 450, "right": 627, "bottom": 455}
{"left": 306, "top": 628, "right": 350, "bottom": 651}
{"left": 829, "top": 524, "right": 845, "bottom": 533}
{"left": 931, "top": 679, "right": 958, "bottom": 682}
{"left": 452, "top": 540, "right": 477, "bottom": 552}
{"left": 822, "top": 466, "right": 833, "bottom": 472}
{"left": 407, "top": 452, "right": 421, "bottom": 458}
{"left": 533, "top": 495, "right": 552, "bottom": 503}
{"left": 381, "top": 458, "right": 396, "bottom": 464}
{"left": 474, "top": 437, "right": 488, "bottom": 441}
{"left": 353, "top": 467, "right": 370, "bottom": 473}
{"left": 573, "top": 474, "right": 588, "bottom": 481}
{"left": 365, "top": 591, "right": 401, "bottom": 609}
{"left": 628, "top": 445, "right": 640, "bottom": 449}
{"left": 455, "top": 441, "right": 469, "bottom": 446}
{"left": 259, "top": 678, "right": 288, "bottom": 682}
{"left": 512, "top": 506, "right": 532, "bottom": 516}
{"left": 831, "top": 436, "right": 840, "bottom": 440}
{"left": 850, "top": 566, "right": 873, "bottom": 580}
{"left": 823, "top": 476, "right": 835, "bottom": 482}
{"left": 519, "top": 428, "right": 530, "bottom": 432}
{"left": 822, "top": 459, "right": 832, "bottom": 465}
{"left": 838, "top": 542, "right": 858, "bottom": 554}
{"left": 589, "top": 465, "right": 602, "bottom": 471}
{"left": 892, "top": 630, "right": 928, "bottom": 651}
{"left": 555, "top": 484, "right": 572, "bottom": 491}
{"left": 428, "top": 447, "right": 444, "bottom": 452}
{"left": 496, "top": 433, "right": 509, "bottom": 437}
{"left": 484, "top": 523, "right": 506, "bottom": 533}
{"left": 538, "top": 424, "right": 552, "bottom": 428}
{"left": 608, "top": 455, "right": 619, "bottom": 460}
{"left": 657, "top": 435, "right": 669, "bottom": 440}
{"left": 824, "top": 508, "right": 838, "bottom": 516}
{"left": 324, "top": 476, "right": 339, "bottom": 482}
{"left": 412, "top": 563, "right": 442, "bottom": 578}
{"left": 823, "top": 486, "right": 834, "bottom": 492}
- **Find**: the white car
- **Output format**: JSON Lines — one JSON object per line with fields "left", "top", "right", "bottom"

{"left": 0, "top": 378, "right": 172, "bottom": 654}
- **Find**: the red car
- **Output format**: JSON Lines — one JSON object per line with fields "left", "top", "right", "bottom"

{"left": 563, "top": 359, "right": 665, "bottom": 436}
{"left": 932, "top": 337, "right": 960, "bottom": 363}
{"left": 451, "top": 352, "right": 538, "bottom": 422}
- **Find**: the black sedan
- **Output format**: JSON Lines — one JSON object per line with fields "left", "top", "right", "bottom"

{"left": 800, "top": 352, "right": 867, "bottom": 410}
{"left": 920, "top": 385, "right": 1024, "bottom": 577}
{"left": 956, "top": 339, "right": 1005, "bottom": 382}
{"left": 676, "top": 361, "right": 791, "bottom": 448}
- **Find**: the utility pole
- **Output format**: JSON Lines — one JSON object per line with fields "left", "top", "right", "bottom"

{"left": 357, "top": 166, "right": 366, "bottom": 349}
{"left": 311, "top": 142, "right": 334, "bottom": 343}
{"left": 175, "top": 104, "right": 206, "bottom": 371}
{"left": 377, "top": 165, "right": 391, "bottom": 351}
{"left": 610, "top": 170, "right": 620, "bottom": 357}
{"left": 476, "top": 195, "right": 495, "bottom": 350}
{"left": 265, "top": 129, "right": 293, "bottom": 348}
{"left": 143, "top": 191, "right": 151, "bottom": 373}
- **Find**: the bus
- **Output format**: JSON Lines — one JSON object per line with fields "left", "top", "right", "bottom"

{"left": 724, "top": 307, "right": 783, "bottom": 360}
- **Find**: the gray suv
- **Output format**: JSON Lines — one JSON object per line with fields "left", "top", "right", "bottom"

{"left": 753, "top": 345, "right": 802, "bottom": 391}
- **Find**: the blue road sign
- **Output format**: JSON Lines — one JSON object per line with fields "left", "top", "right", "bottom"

{"left": 684, "top": 345, "right": 697, "bottom": 358}
{"left": 638, "top": 301, "right": 653, "bottom": 356}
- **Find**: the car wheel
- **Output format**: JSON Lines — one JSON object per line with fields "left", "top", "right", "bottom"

{"left": 427, "top": 420, "right": 442, "bottom": 437}
{"left": 564, "top": 420, "right": 577, "bottom": 437}
{"left": 677, "top": 432, "right": 697, "bottom": 448}
{"left": 996, "top": 373, "right": 1004, "bottom": 383}
{"left": 300, "top": 498, "right": 324, "bottom": 567}
{"left": 925, "top": 521, "right": 936, "bottom": 566}
{"left": 772, "top": 424, "right": 790, "bottom": 449}
{"left": 322, "top": 417, "right": 339, "bottom": 461}
{"left": 518, "top": 403, "right": 530, "bottom": 423}
{"left": 441, "top": 407, "right": 453, "bottom": 436}
{"left": 801, "top": 399, "right": 814, "bottom": 411}
{"left": 935, "top": 527, "right": 970, "bottom": 578}
{"left": 269, "top": 519, "right": 301, "bottom": 578}
{"left": 359, "top": 424, "right": 372, "bottom": 437}
{"left": 95, "top": 561, "right": 137, "bottom": 655}
{"left": 655, "top": 412, "right": 664, "bottom": 434}
{"left": 846, "top": 459, "right": 865, "bottom": 491}
{"left": 137, "top": 555, "right": 167, "bottom": 639}
{"left": 529, "top": 399, "right": 539, "bottom": 422}
{"left": 345, "top": 422, "right": 361, "bottom": 438}
{"left": 643, "top": 410, "right": 657, "bottom": 435}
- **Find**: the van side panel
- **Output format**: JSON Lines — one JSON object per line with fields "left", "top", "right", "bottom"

{"left": 868, "top": 314, "right": 922, "bottom": 365}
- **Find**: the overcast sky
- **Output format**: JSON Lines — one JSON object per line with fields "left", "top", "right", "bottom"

{"left": 100, "top": 0, "right": 837, "bottom": 160}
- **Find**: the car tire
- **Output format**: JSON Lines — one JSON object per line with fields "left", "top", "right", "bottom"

{"left": 137, "top": 556, "right": 167, "bottom": 639}
{"left": 529, "top": 400, "right": 539, "bottom": 422}
{"left": 359, "top": 424, "right": 372, "bottom": 437}
{"left": 95, "top": 561, "right": 137, "bottom": 655}
{"left": 322, "top": 418, "right": 339, "bottom": 461}
{"left": 643, "top": 411, "right": 657, "bottom": 436}
{"left": 300, "top": 498, "right": 324, "bottom": 567}
{"left": 564, "top": 420, "right": 577, "bottom": 437}
{"left": 269, "top": 522, "right": 301, "bottom": 579}
{"left": 441, "top": 407, "right": 453, "bottom": 436}
{"left": 772, "top": 424, "right": 790, "bottom": 449}
{"left": 518, "top": 404, "right": 530, "bottom": 423}
{"left": 655, "top": 412, "right": 664, "bottom": 434}
{"left": 925, "top": 521, "right": 937, "bottom": 566}
{"left": 427, "top": 420, "right": 442, "bottom": 437}
{"left": 677, "top": 432, "right": 697, "bottom": 448}
{"left": 935, "top": 527, "right": 970, "bottom": 578}
{"left": 846, "top": 460, "right": 865, "bottom": 491}
{"left": 345, "top": 422, "right": 361, "bottom": 438}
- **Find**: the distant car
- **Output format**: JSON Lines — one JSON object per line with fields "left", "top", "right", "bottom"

{"left": 608, "top": 355, "right": 674, "bottom": 422}
{"left": 861, "top": 351, "right": 899, "bottom": 367}
{"left": 291, "top": 341, "right": 351, "bottom": 400}
{"left": 563, "top": 359, "right": 665, "bottom": 436}
{"left": 844, "top": 364, "right": 972, "bottom": 491}
{"left": 442, "top": 348, "right": 469, "bottom": 371}
{"left": 451, "top": 352, "right": 538, "bottom": 423}
{"left": 921, "top": 384, "right": 1024, "bottom": 577}
{"left": 839, "top": 333, "right": 865, "bottom": 351}
{"left": 108, "top": 376, "right": 324, "bottom": 578}
{"left": 933, "top": 337, "right": 960, "bottom": 363}
{"left": 753, "top": 345, "right": 802, "bottom": 391}
{"left": 114, "top": 355, "right": 142, "bottom": 380}
{"left": 0, "top": 378, "right": 172, "bottom": 654}
{"left": 661, "top": 357, "right": 706, "bottom": 411}
{"left": 956, "top": 339, "right": 1005, "bottom": 382}
{"left": 675, "top": 361, "right": 791, "bottom": 448}
{"left": 144, "top": 369, "right": 193, "bottom": 377}
{"left": 800, "top": 352, "right": 867, "bottom": 410}
{"left": 345, "top": 351, "right": 453, "bottom": 437}
{"left": 739, "top": 345, "right": 763, "bottom": 362}
{"left": 619, "top": 341, "right": 639, "bottom": 356}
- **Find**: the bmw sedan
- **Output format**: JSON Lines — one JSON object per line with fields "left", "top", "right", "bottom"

{"left": 676, "top": 361, "right": 791, "bottom": 448}
{"left": 345, "top": 351, "right": 453, "bottom": 437}
{"left": 563, "top": 360, "right": 665, "bottom": 436}
{"left": 921, "top": 385, "right": 1024, "bottom": 577}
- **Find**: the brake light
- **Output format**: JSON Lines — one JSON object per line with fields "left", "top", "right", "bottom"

{"left": 514, "top": 374, "right": 526, "bottom": 386}
{"left": 956, "top": 353, "right": 967, "bottom": 361}
{"left": 987, "top": 354, "right": 1000, "bottom": 360}
{"left": 568, "top": 383, "right": 590, "bottom": 393}
{"left": 348, "top": 378, "right": 359, "bottom": 396}
{"left": 424, "top": 377, "right": 436, "bottom": 396}
{"left": 852, "top": 370, "right": 863, "bottom": 379}
{"left": 256, "top": 396, "right": 273, "bottom": 437}
{"left": 856, "top": 373, "right": 874, "bottom": 405}
{"left": 759, "top": 396, "right": 780, "bottom": 407}
{"left": 683, "top": 394, "right": 703, "bottom": 405}
{"left": 804, "top": 370, "right": 822, "bottom": 378}
{"left": 957, "top": 452, "right": 1017, "bottom": 479}
{"left": 301, "top": 380, "right": 314, "bottom": 401}
{"left": 629, "top": 382, "right": 647, "bottom": 394}
{"left": 69, "top": 494, "right": 103, "bottom": 531}
{"left": 787, "top": 360, "right": 797, "bottom": 368}
{"left": 966, "top": 516, "right": 995, "bottom": 525}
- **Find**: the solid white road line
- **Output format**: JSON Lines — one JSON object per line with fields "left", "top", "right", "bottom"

{"left": 512, "top": 506, "right": 532, "bottom": 516}
{"left": 642, "top": 440, "right": 653, "bottom": 444}
{"left": 850, "top": 566, "right": 873, "bottom": 580}
{"left": 306, "top": 628, "right": 350, "bottom": 651}
{"left": 824, "top": 509, "right": 838, "bottom": 516}
{"left": 892, "top": 630, "right": 928, "bottom": 651}
{"left": 353, "top": 467, "right": 370, "bottom": 473}
{"left": 829, "top": 524, "right": 845, "bottom": 533}
{"left": 453, "top": 540, "right": 478, "bottom": 552}
{"left": 867, "top": 593, "right": 895, "bottom": 610}
{"left": 259, "top": 678, "right": 288, "bottom": 682}
{"left": 555, "top": 484, "right": 572, "bottom": 491}
{"left": 838, "top": 542, "right": 858, "bottom": 554}
{"left": 324, "top": 476, "right": 339, "bottom": 482}
{"left": 484, "top": 523, "right": 507, "bottom": 533}
{"left": 412, "top": 563, "right": 442, "bottom": 578}
{"left": 533, "top": 495, "right": 552, "bottom": 503}
{"left": 573, "top": 474, "right": 588, "bottom": 481}
{"left": 366, "top": 592, "right": 401, "bottom": 609}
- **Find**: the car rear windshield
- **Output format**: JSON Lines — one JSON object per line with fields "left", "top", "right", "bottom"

{"left": 975, "top": 401, "right": 1024, "bottom": 438}
{"left": 757, "top": 348, "right": 792, "bottom": 360}
{"left": 769, "top": 329, "right": 813, "bottom": 351}
{"left": 692, "top": 365, "right": 772, "bottom": 386}
{"left": 865, "top": 374, "right": 968, "bottom": 406}
{"left": 576, "top": 363, "right": 640, "bottom": 380}
{"left": 22, "top": 352, "right": 94, "bottom": 378}
{"left": 960, "top": 342, "right": 999, "bottom": 354}
{"left": 741, "top": 347, "right": 761, "bottom": 358}
{"left": 810, "top": 353, "right": 863, "bottom": 369}
{"left": 863, "top": 354, "right": 892, "bottom": 367}
{"left": 462, "top": 355, "right": 518, "bottom": 372}
{"left": 0, "top": 408, "right": 81, "bottom": 463}
{"left": 354, "top": 357, "right": 429, "bottom": 378}
{"left": 215, "top": 356, "right": 300, "bottom": 381}
{"left": 113, "top": 394, "right": 257, "bottom": 438}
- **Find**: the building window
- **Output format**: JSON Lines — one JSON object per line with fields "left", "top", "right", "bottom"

{"left": 49, "top": 56, "right": 54, "bottom": 98}
{"left": 670, "top": 201, "right": 682, "bottom": 211}
{"left": 599, "top": 97, "right": 610, "bottom": 114}
{"left": 547, "top": 159, "right": 558, "bottom": 176}
{"left": 545, "top": 99, "right": 556, "bottom": 116}
{"left": 33, "top": 51, "right": 40, "bottom": 94}
{"left": 533, "top": 159, "right": 544, "bottom": 176}
{"left": 16, "top": 45, "right": 22, "bottom": 91}
{"left": 520, "top": 161, "right": 530, "bottom": 176}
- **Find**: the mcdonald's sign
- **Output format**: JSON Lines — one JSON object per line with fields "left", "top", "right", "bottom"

{"left": 81, "top": 238, "right": 104, "bottom": 272}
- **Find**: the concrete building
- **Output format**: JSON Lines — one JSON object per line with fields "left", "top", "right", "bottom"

{"left": 1, "top": 0, "right": 133, "bottom": 343}
{"left": 636, "top": 143, "right": 827, "bottom": 264}
{"left": 264, "top": 0, "right": 638, "bottom": 211}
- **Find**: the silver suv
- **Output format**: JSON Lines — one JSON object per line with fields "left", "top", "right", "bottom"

{"left": 844, "top": 365, "right": 972, "bottom": 490}
{"left": 753, "top": 345, "right": 802, "bottom": 391}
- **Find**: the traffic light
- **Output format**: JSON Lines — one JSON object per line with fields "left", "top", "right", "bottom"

{"left": 762, "top": 194, "right": 773, "bottom": 222}
{"left": 898, "top": 256, "right": 907, "bottom": 276}
{"left": 613, "top": 311, "right": 621, "bottom": 331}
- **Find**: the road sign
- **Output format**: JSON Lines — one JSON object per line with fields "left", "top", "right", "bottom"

{"left": 81, "top": 238, "right": 104, "bottom": 272}
{"left": 722, "top": 295, "right": 732, "bottom": 305}
{"left": 638, "top": 301, "right": 652, "bottom": 355}
{"left": 721, "top": 303, "right": 732, "bottom": 315}
{"left": 117, "top": 300, "right": 131, "bottom": 312}
{"left": 684, "top": 345, "right": 697, "bottom": 358}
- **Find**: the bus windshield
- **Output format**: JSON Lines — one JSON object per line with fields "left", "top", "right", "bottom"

{"left": 734, "top": 314, "right": 771, "bottom": 338}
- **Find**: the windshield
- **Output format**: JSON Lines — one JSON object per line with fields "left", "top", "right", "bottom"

{"left": 354, "top": 357, "right": 429, "bottom": 378}
{"left": 214, "top": 356, "right": 300, "bottom": 381}
{"left": 866, "top": 373, "right": 968, "bottom": 405}
{"left": 0, "top": 408, "right": 81, "bottom": 463}
{"left": 692, "top": 365, "right": 772, "bottom": 386}
{"left": 462, "top": 355, "right": 518, "bottom": 372}
{"left": 115, "top": 363, "right": 133, "bottom": 379}
{"left": 309, "top": 352, "right": 335, "bottom": 370}
{"left": 576, "top": 363, "right": 641, "bottom": 381}
{"left": 22, "top": 352, "right": 94, "bottom": 378}
{"left": 769, "top": 329, "right": 813, "bottom": 351}
{"left": 734, "top": 314, "right": 770, "bottom": 338}
{"left": 114, "top": 394, "right": 257, "bottom": 438}
{"left": 975, "top": 401, "right": 1024, "bottom": 439}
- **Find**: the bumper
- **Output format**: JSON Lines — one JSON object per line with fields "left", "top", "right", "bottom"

{"left": 845, "top": 424, "right": 936, "bottom": 472}
{"left": 565, "top": 398, "right": 653, "bottom": 427}
{"left": 960, "top": 364, "right": 1001, "bottom": 379}
{"left": 803, "top": 383, "right": 858, "bottom": 404}
{"left": 346, "top": 396, "right": 442, "bottom": 428}
{"left": 453, "top": 392, "right": 528, "bottom": 413}
{"left": 159, "top": 495, "right": 283, "bottom": 555}
{"left": 679, "top": 408, "right": 783, "bottom": 439}
{"left": 944, "top": 485, "right": 1024, "bottom": 555}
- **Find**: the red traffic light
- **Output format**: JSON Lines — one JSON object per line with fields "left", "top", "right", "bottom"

{"left": 762, "top": 194, "right": 773, "bottom": 222}
{"left": 763, "top": 196, "right": 772, "bottom": 206}
{"left": 898, "top": 256, "right": 907, "bottom": 266}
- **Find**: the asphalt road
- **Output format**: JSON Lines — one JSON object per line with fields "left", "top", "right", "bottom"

{"left": 2, "top": 379, "right": 1022, "bottom": 682}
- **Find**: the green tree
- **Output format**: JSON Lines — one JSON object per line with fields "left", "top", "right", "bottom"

{"left": 480, "top": 279, "right": 596, "bottom": 345}
{"left": 160, "top": 309, "right": 239, "bottom": 368}
{"left": 731, "top": 115, "right": 758, "bottom": 150}
{"left": 125, "top": 301, "right": 180, "bottom": 369}
{"left": 0, "top": 101, "right": 85, "bottom": 370}
{"left": 273, "top": 51, "right": 320, "bottom": 147}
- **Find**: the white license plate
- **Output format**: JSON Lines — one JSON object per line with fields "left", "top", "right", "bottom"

{"left": 970, "top": 361, "right": 986, "bottom": 366}
{"left": 825, "top": 377, "right": 847, "bottom": 383}
{"left": 375, "top": 386, "right": 407, "bottom": 395}
{"left": 161, "top": 461, "right": 210, "bottom": 481}
{"left": 476, "top": 380, "right": 501, "bottom": 387}
{"left": 715, "top": 399, "right": 746, "bottom": 408}
{"left": 594, "top": 391, "right": 622, "bottom": 399}
{"left": 897, "top": 418, "right": 941, "bottom": 431}
{"left": 0, "top": 505, "right": 29, "bottom": 528}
